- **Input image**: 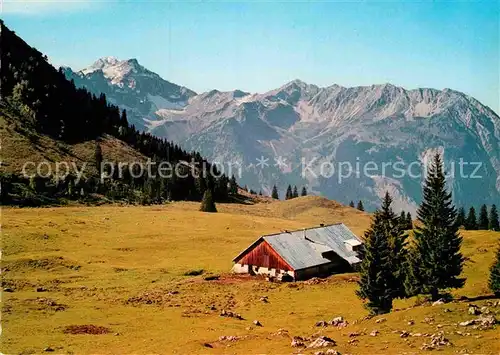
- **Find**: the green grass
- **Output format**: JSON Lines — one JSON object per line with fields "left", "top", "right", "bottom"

{"left": 2, "top": 202, "right": 499, "bottom": 354}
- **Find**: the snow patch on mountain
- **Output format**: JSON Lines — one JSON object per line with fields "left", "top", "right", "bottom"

{"left": 147, "top": 94, "right": 186, "bottom": 112}
{"left": 64, "top": 57, "right": 196, "bottom": 129}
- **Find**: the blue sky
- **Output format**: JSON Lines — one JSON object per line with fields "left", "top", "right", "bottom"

{"left": 2, "top": 1, "right": 499, "bottom": 113}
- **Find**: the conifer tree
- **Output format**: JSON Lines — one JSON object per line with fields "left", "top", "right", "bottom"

{"left": 406, "top": 212, "right": 413, "bottom": 230}
{"left": 489, "top": 245, "right": 500, "bottom": 296}
{"left": 456, "top": 207, "right": 466, "bottom": 228}
{"left": 29, "top": 176, "right": 37, "bottom": 192}
{"left": 200, "top": 189, "right": 217, "bottom": 212}
{"left": 399, "top": 211, "right": 407, "bottom": 229}
{"left": 120, "top": 109, "right": 128, "bottom": 126}
{"left": 95, "top": 143, "right": 103, "bottom": 175}
{"left": 405, "top": 153, "right": 465, "bottom": 300}
{"left": 356, "top": 199, "right": 395, "bottom": 314}
{"left": 357, "top": 200, "right": 364, "bottom": 211}
{"left": 271, "top": 185, "right": 279, "bottom": 199}
{"left": 67, "top": 179, "right": 74, "bottom": 198}
{"left": 489, "top": 204, "right": 499, "bottom": 231}
{"left": 301, "top": 186, "right": 307, "bottom": 196}
{"left": 349, "top": 201, "right": 355, "bottom": 208}
{"left": 292, "top": 186, "right": 299, "bottom": 198}
{"left": 478, "top": 204, "right": 489, "bottom": 230}
{"left": 285, "top": 185, "right": 293, "bottom": 200}
{"left": 465, "top": 207, "right": 478, "bottom": 230}
{"left": 229, "top": 175, "right": 238, "bottom": 194}
{"left": 380, "top": 192, "right": 409, "bottom": 299}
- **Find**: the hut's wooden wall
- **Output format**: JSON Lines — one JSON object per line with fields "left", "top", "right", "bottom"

{"left": 237, "top": 240, "right": 293, "bottom": 271}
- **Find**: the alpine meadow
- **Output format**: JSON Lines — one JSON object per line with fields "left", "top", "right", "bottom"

{"left": 1, "top": 2, "right": 499, "bottom": 354}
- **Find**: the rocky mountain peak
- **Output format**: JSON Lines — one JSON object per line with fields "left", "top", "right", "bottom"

{"left": 64, "top": 58, "right": 500, "bottom": 211}
{"left": 79, "top": 57, "right": 147, "bottom": 84}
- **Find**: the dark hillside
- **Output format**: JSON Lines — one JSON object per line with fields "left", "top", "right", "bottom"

{"left": 0, "top": 21, "right": 230, "bottom": 206}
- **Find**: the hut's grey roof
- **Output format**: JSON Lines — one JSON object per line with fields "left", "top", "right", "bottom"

{"left": 233, "top": 223, "right": 363, "bottom": 271}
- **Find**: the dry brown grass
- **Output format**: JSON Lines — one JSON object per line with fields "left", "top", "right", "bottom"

{"left": 215, "top": 195, "right": 372, "bottom": 236}
{"left": 2, "top": 198, "right": 499, "bottom": 354}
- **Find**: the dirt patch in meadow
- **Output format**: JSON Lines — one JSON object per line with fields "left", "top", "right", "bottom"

{"left": 63, "top": 324, "right": 111, "bottom": 335}
{"left": 3, "top": 256, "right": 81, "bottom": 273}
{"left": 2, "top": 278, "right": 36, "bottom": 291}
{"left": 316, "top": 274, "right": 359, "bottom": 284}
{"left": 126, "top": 289, "right": 181, "bottom": 306}
{"left": 113, "top": 247, "right": 134, "bottom": 252}
{"left": 193, "top": 273, "right": 359, "bottom": 286}
{"left": 125, "top": 285, "right": 240, "bottom": 314}
{"left": 187, "top": 273, "right": 263, "bottom": 285}
{"left": 24, "top": 297, "right": 67, "bottom": 312}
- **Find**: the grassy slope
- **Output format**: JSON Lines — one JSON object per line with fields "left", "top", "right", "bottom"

{"left": 0, "top": 112, "right": 146, "bottom": 176}
{"left": 2, "top": 198, "right": 499, "bottom": 354}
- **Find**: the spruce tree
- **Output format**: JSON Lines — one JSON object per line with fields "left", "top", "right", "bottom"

{"left": 489, "top": 244, "right": 500, "bottom": 296}
{"left": 456, "top": 207, "right": 466, "bottom": 228}
{"left": 29, "top": 176, "right": 37, "bottom": 192}
{"left": 349, "top": 201, "right": 355, "bottom": 208}
{"left": 292, "top": 186, "right": 299, "bottom": 198}
{"left": 478, "top": 204, "right": 489, "bottom": 230}
{"left": 406, "top": 212, "right": 413, "bottom": 230}
{"left": 465, "top": 207, "right": 477, "bottom": 230}
{"left": 120, "top": 109, "right": 128, "bottom": 126}
{"left": 489, "top": 204, "right": 499, "bottom": 231}
{"left": 67, "top": 179, "right": 74, "bottom": 198}
{"left": 357, "top": 200, "right": 364, "bottom": 211}
{"left": 229, "top": 175, "right": 238, "bottom": 194}
{"left": 95, "top": 143, "right": 103, "bottom": 175}
{"left": 200, "top": 189, "right": 217, "bottom": 212}
{"left": 399, "top": 211, "right": 407, "bottom": 229}
{"left": 356, "top": 200, "right": 395, "bottom": 314}
{"left": 405, "top": 153, "right": 465, "bottom": 300}
{"left": 301, "top": 186, "right": 307, "bottom": 196}
{"left": 285, "top": 185, "right": 292, "bottom": 200}
{"left": 380, "top": 192, "right": 409, "bottom": 299}
{"left": 271, "top": 185, "right": 279, "bottom": 199}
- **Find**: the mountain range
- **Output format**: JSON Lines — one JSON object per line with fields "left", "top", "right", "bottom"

{"left": 64, "top": 57, "right": 500, "bottom": 212}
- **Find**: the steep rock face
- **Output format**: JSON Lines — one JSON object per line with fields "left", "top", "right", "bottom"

{"left": 65, "top": 62, "right": 500, "bottom": 211}
{"left": 63, "top": 57, "right": 196, "bottom": 130}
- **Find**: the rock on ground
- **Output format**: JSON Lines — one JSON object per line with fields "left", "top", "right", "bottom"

{"left": 308, "top": 335, "right": 336, "bottom": 348}
{"left": 314, "top": 350, "right": 341, "bottom": 355}
{"left": 468, "top": 305, "right": 480, "bottom": 315}
{"left": 421, "top": 332, "right": 452, "bottom": 350}
{"left": 329, "top": 316, "right": 348, "bottom": 328}
{"left": 459, "top": 315, "right": 497, "bottom": 330}
{"left": 291, "top": 336, "right": 305, "bottom": 347}
{"left": 400, "top": 330, "right": 410, "bottom": 338}
{"left": 432, "top": 298, "right": 446, "bottom": 306}
{"left": 218, "top": 335, "right": 240, "bottom": 342}
{"left": 220, "top": 309, "right": 243, "bottom": 320}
